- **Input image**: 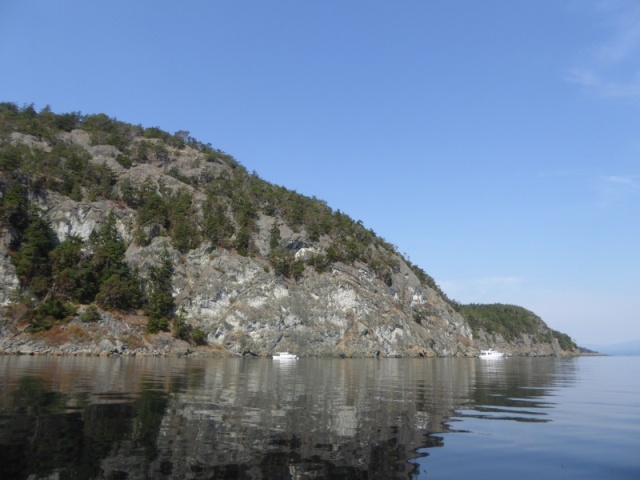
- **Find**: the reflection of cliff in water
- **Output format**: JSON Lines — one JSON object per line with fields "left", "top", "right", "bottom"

{"left": 0, "top": 357, "right": 574, "bottom": 479}
{"left": 135, "top": 359, "right": 477, "bottom": 479}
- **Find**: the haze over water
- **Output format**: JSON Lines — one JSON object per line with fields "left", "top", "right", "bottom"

{"left": 0, "top": 355, "right": 638, "bottom": 479}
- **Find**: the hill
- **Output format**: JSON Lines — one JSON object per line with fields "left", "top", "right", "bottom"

{"left": 459, "top": 303, "right": 577, "bottom": 354}
{"left": 0, "top": 103, "right": 578, "bottom": 357}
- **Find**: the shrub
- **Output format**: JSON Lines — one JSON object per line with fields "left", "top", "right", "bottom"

{"left": 146, "top": 316, "right": 169, "bottom": 334}
{"left": 269, "top": 249, "right": 293, "bottom": 277}
{"left": 291, "top": 260, "right": 305, "bottom": 280}
{"left": 28, "top": 297, "right": 76, "bottom": 332}
{"left": 80, "top": 305, "right": 101, "bottom": 323}
{"left": 191, "top": 328, "right": 207, "bottom": 345}
{"left": 172, "top": 314, "right": 190, "bottom": 341}
{"left": 96, "top": 274, "right": 137, "bottom": 310}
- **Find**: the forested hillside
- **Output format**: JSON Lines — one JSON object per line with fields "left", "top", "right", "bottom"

{"left": 460, "top": 303, "right": 577, "bottom": 351}
{"left": 0, "top": 103, "right": 578, "bottom": 357}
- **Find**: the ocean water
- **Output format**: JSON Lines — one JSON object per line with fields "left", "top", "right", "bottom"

{"left": 0, "top": 355, "right": 637, "bottom": 479}
{"left": 412, "top": 356, "right": 640, "bottom": 479}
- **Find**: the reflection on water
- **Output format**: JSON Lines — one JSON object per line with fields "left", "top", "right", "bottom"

{"left": 0, "top": 355, "right": 611, "bottom": 479}
{"left": 452, "top": 356, "right": 568, "bottom": 426}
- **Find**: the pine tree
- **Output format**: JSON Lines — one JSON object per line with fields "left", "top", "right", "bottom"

{"left": 269, "top": 222, "right": 281, "bottom": 251}
{"left": 50, "top": 235, "right": 98, "bottom": 303}
{"left": 89, "top": 213, "right": 143, "bottom": 309}
{"left": 11, "top": 208, "right": 56, "bottom": 296}
{"left": 89, "top": 212, "right": 127, "bottom": 281}
{"left": 145, "top": 249, "right": 174, "bottom": 333}
{"left": 0, "top": 181, "right": 29, "bottom": 231}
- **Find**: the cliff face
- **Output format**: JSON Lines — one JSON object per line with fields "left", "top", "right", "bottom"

{"left": 0, "top": 192, "right": 471, "bottom": 357}
{"left": 0, "top": 106, "right": 578, "bottom": 357}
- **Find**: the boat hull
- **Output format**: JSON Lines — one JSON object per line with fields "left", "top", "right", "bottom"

{"left": 272, "top": 352, "right": 299, "bottom": 360}
{"left": 479, "top": 349, "right": 504, "bottom": 358}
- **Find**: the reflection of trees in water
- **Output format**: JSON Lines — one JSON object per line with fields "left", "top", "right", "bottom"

{"left": 0, "top": 372, "right": 173, "bottom": 479}
{"left": 464, "top": 357, "right": 579, "bottom": 424}
{"left": 0, "top": 357, "right": 574, "bottom": 479}
{"left": 1, "top": 375, "right": 129, "bottom": 479}
{"left": 139, "top": 359, "right": 461, "bottom": 479}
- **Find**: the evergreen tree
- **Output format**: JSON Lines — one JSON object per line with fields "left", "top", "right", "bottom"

{"left": 203, "top": 196, "right": 234, "bottom": 248}
{"left": 168, "top": 188, "right": 199, "bottom": 253}
{"left": 234, "top": 226, "right": 251, "bottom": 256}
{"left": 89, "top": 213, "right": 143, "bottom": 310}
{"left": 269, "top": 222, "right": 281, "bottom": 251}
{"left": 96, "top": 273, "right": 141, "bottom": 310}
{"left": 0, "top": 181, "right": 29, "bottom": 231}
{"left": 137, "top": 179, "right": 168, "bottom": 227}
{"left": 89, "top": 213, "right": 127, "bottom": 282}
{"left": 145, "top": 249, "right": 174, "bottom": 332}
{"left": 172, "top": 310, "right": 190, "bottom": 341}
{"left": 11, "top": 208, "right": 56, "bottom": 296}
{"left": 50, "top": 235, "right": 98, "bottom": 303}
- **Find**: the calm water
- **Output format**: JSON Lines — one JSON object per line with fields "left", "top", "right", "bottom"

{"left": 0, "top": 355, "right": 638, "bottom": 479}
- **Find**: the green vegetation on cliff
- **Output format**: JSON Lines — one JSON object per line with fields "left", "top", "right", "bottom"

{"left": 0, "top": 103, "right": 410, "bottom": 336}
{"left": 0, "top": 102, "right": 404, "bottom": 288}
{"left": 460, "top": 303, "right": 577, "bottom": 350}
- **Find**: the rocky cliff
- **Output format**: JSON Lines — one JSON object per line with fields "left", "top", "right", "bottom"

{"left": 0, "top": 104, "right": 578, "bottom": 357}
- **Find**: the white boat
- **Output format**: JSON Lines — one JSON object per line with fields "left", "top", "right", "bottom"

{"left": 272, "top": 352, "right": 299, "bottom": 360}
{"left": 479, "top": 348, "right": 504, "bottom": 358}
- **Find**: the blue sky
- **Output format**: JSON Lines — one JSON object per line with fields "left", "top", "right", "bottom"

{"left": 1, "top": 1, "right": 638, "bottom": 346}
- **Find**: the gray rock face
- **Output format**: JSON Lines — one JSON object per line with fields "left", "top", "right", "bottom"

{"left": 0, "top": 198, "right": 473, "bottom": 357}
{"left": 474, "top": 330, "right": 566, "bottom": 357}
{"left": 0, "top": 231, "right": 19, "bottom": 306}
{"left": 122, "top": 235, "right": 473, "bottom": 357}
{"left": 43, "top": 193, "right": 137, "bottom": 243}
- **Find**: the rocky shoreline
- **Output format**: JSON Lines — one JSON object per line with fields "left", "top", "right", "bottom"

{"left": 0, "top": 304, "right": 580, "bottom": 359}
{"left": 0, "top": 337, "right": 203, "bottom": 357}
{"left": 0, "top": 312, "right": 226, "bottom": 358}
{"left": 0, "top": 337, "right": 578, "bottom": 359}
